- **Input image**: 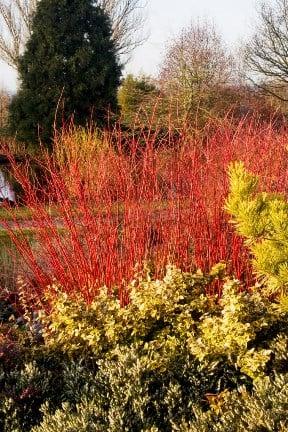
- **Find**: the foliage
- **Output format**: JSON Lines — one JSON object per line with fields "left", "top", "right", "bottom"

{"left": 226, "top": 162, "right": 288, "bottom": 297}
{"left": 2, "top": 121, "right": 288, "bottom": 429}
{"left": 0, "top": 266, "right": 213, "bottom": 431}
{"left": 44, "top": 264, "right": 287, "bottom": 380}
{"left": 9, "top": 0, "right": 122, "bottom": 145}
{"left": 42, "top": 266, "right": 214, "bottom": 357}
{"left": 188, "top": 278, "right": 285, "bottom": 380}
{"left": 177, "top": 372, "right": 288, "bottom": 431}
{"left": 0, "top": 257, "right": 286, "bottom": 431}
{"left": 118, "top": 74, "right": 159, "bottom": 126}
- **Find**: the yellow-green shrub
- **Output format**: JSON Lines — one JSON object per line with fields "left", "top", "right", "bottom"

{"left": 226, "top": 161, "right": 288, "bottom": 298}
{"left": 1, "top": 264, "right": 287, "bottom": 431}
{"left": 43, "top": 265, "right": 287, "bottom": 380}
{"left": 42, "top": 266, "right": 215, "bottom": 362}
{"left": 188, "top": 279, "right": 283, "bottom": 379}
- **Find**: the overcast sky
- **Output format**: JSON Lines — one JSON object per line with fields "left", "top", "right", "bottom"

{"left": 0, "top": 0, "right": 260, "bottom": 93}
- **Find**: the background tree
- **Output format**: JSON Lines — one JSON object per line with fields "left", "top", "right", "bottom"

{"left": 118, "top": 74, "right": 159, "bottom": 125}
{"left": 0, "top": 0, "right": 146, "bottom": 69}
{"left": 9, "top": 0, "right": 122, "bottom": 145}
{"left": 158, "top": 20, "right": 234, "bottom": 123}
{"left": 244, "top": 0, "right": 288, "bottom": 103}
{"left": 0, "top": 87, "right": 9, "bottom": 131}
{"left": 100, "top": 0, "right": 147, "bottom": 57}
{"left": 0, "top": 0, "right": 36, "bottom": 67}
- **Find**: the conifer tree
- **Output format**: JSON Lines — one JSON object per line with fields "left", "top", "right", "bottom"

{"left": 226, "top": 162, "right": 288, "bottom": 299}
{"left": 9, "top": 0, "right": 122, "bottom": 145}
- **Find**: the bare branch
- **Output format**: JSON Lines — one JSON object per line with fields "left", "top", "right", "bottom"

{"left": 245, "top": 0, "right": 288, "bottom": 100}
{"left": 100, "top": 0, "right": 148, "bottom": 57}
{"left": 0, "top": 0, "right": 147, "bottom": 69}
{"left": 158, "top": 20, "right": 234, "bottom": 118}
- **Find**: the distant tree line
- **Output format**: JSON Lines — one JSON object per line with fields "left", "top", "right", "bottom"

{"left": 118, "top": 16, "right": 284, "bottom": 131}
{"left": 0, "top": 0, "right": 288, "bottom": 148}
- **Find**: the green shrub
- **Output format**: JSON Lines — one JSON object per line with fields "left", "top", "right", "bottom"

{"left": 178, "top": 372, "right": 288, "bottom": 431}
{"left": 43, "top": 266, "right": 214, "bottom": 357}
{"left": 173, "top": 338, "right": 288, "bottom": 431}
{"left": 0, "top": 264, "right": 287, "bottom": 431}
{"left": 188, "top": 278, "right": 286, "bottom": 379}
{"left": 118, "top": 74, "right": 159, "bottom": 127}
{"left": 43, "top": 266, "right": 287, "bottom": 381}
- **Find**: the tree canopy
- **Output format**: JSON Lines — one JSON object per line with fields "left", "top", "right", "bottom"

{"left": 9, "top": 0, "right": 122, "bottom": 145}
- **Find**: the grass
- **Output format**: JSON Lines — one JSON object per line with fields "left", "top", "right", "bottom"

{"left": 0, "top": 227, "right": 66, "bottom": 293}
{"left": 0, "top": 228, "right": 42, "bottom": 238}
{"left": 0, "top": 206, "right": 59, "bottom": 221}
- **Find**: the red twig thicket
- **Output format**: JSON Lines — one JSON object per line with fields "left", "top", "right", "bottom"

{"left": 1, "top": 116, "right": 288, "bottom": 304}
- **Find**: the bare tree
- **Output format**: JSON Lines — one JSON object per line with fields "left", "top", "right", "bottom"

{"left": 245, "top": 0, "right": 288, "bottom": 101}
{"left": 158, "top": 20, "right": 234, "bottom": 120}
{"left": 0, "top": 0, "right": 36, "bottom": 67}
{"left": 0, "top": 0, "right": 147, "bottom": 69}
{"left": 100, "top": 0, "right": 147, "bottom": 56}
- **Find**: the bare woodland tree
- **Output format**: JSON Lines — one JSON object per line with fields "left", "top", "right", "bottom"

{"left": 0, "top": 0, "right": 146, "bottom": 69}
{"left": 100, "top": 0, "right": 147, "bottom": 55}
{"left": 0, "top": 0, "right": 36, "bottom": 67}
{"left": 159, "top": 20, "right": 234, "bottom": 119}
{"left": 245, "top": 0, "right": 288, "bottom": 101}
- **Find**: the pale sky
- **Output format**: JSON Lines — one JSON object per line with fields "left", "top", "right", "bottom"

{"left": 0, "top": 0, "right": 260, "bottom": 93}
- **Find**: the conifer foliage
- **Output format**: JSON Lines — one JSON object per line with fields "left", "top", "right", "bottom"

{"left": 226, "top": 162, "right": 288, "bottom": 299}
{"left": 9, "top": 0, "right": 122, "bottom": 145}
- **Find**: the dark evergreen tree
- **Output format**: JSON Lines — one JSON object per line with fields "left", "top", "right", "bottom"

{"left": 9, "top": 0, "right": 122, "bottom": 145}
